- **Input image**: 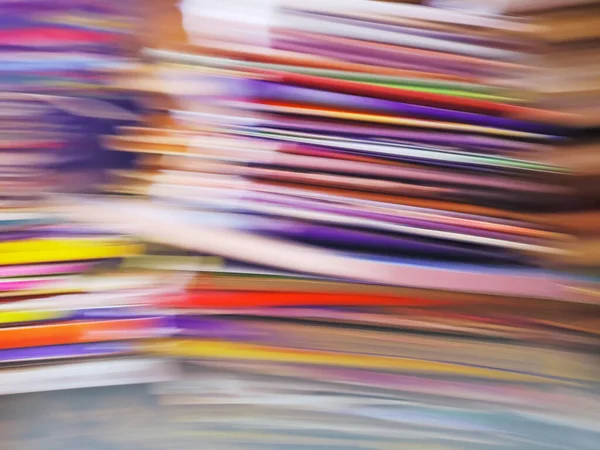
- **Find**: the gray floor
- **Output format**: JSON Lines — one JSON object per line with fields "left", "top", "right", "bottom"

{"left": 0, "top": 385, "right": 172, "bottom": 450}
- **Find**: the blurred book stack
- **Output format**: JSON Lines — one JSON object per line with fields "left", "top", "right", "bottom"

{"left": 503, "top": 0, "right": 600, "bottom": 271}
{"left": 73, "top": 0, "right": 600, "bottom": 447}
{"left": 0, "top": 0, "right": 177, "bottom": 394}
{"left": 1, "top": 0, "right": 144, "bottom": 184}
{"left": 1, "top": 0, "right": 136, "bottom": 93}
{"left": 0, "top": 118, "right": 175, "bottom": 393}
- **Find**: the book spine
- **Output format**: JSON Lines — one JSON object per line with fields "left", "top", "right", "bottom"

{"left": 0, "top": 358, "right": 177, "bottom": 395}
{"left": 0, "top": 317, "right": 167, "bottom": 350}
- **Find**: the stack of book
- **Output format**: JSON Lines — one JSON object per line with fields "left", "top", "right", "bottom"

{"left": 502, "top": 0, "right": 600, "bottom": 270}
{"left": 1, "top": 0, "right": 136, "bottom": 93}
{"left": 428, "top": 0, "right": 600, "bottom": 283}
{"left": 67, "top": 0, "right": 600, "bottom": 447}
{"left": 1, "top": 0, "right": 143, "bottom": 186}
{"left": 2, "top": 202, "right": 180, "bottom": 393}
{"left": 0, "top": 127, "right": 175, "bottom": 393}
{"left": 0, "top": 0, "right": 176, "bottom": 394}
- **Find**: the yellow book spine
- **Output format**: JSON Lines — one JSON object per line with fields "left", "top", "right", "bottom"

{"left": 0, "top": 241, "right": 143, "bottom": 266}
{"left": 0, "top": 310, "right": 70, "bottom": 324}
{"left": 144, "top": 339, "right": 574, "bottom": 384}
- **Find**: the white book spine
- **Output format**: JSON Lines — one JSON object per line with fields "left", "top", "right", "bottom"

{"left": 0, "top": 359, "right": 178, "bottom": 395}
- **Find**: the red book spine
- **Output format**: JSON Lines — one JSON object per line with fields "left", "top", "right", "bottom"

{"left": 162, "top": 291, "right": 441, "bottom": 309}
{"left": 244, "top": 67, "right": 506, "bottom": 114}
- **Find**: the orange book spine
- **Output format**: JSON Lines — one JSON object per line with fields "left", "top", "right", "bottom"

{"left": 0, "top": 318, "right": 161, "bottom": 350}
